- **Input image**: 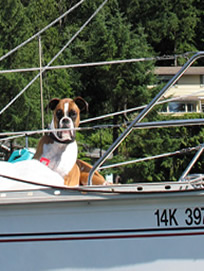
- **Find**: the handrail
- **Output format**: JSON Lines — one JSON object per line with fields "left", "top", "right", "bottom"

{"left": 88, "top": 51, "right": 204, "bottom": 185}
{"left": 178, "top": 144, "right": 204, "bottom": 182}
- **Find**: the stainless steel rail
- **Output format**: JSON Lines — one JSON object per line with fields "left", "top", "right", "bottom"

{"left": 178, "top": 144, "right": 204, "bottom": 182}
{"left": 88, "top": 51, "right": 204, "bottom": 185}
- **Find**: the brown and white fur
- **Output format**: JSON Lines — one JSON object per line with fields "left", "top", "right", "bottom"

{"left": 34, "top": 97, "right": 106, "bottom": 186}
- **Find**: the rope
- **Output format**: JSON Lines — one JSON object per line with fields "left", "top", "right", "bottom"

{"left": 0, "top": 0, "right": 109, "bottom": 116}
{"left": 81, "top": 89, "right": 204, "bottom": 124}
{"left": 0, "top": 52, "right": 195, "bottom": 74}
{"left": 0, "top": 125, "right": 114, "bottom": 142}
{"left": 1, "top": 87, "right": 204, "bottom": 141}
{"left": 99, "top": 146, "right": 200, "bottom": 170}
{"left": 0, "top": 0, "right": 85, "bottom": 62}
{"left": 0, "top": 123, "right": 118, "bottom": 141}
{"left": 1, "top": 117, "right": 204, "bottom": 142}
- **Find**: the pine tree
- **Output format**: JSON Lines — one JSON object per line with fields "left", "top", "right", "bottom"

{"left": 0, "top": 0, "right": 36, "bottom": 135}
{"left": 120, "top": 0, "right": 198, "bottom": 62}
{"left": 64, "top": 1, "right": 156, "bottom": 166}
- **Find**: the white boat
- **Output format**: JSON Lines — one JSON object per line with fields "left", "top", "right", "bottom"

{"left": 1, "top": 180, "right": 204, "bottom": 271}
{"left": 1, "top": 1, "right": 204, "bottom": 268}
{"left": 1, "top": 52, "right": 204, "bottom": 271}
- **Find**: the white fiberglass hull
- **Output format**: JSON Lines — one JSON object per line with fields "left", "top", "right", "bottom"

{"left": 0, "top": 186, "right": 204, "bottom": 271}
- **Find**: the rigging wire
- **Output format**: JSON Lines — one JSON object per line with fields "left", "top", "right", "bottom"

{"left": 0, "top": 52, "right": 195, "bottom": 74}
{"left": 0, "top": 0, "right": 85, "bottom": 62}
{"left": 99, "top": 145, "right": 200, "bottom": 170}
{"left": 0, "top": 124, "right": 202, "bottom": 172}
{"left": 1, "top": 118, "right": 204, "bottom": 142}
{"left": 80, "top": 89, "right": 204, "bottom": 124}
{"left": 0, "top": 0, "right": 109, "bottom": 116}
{"left": 0, "top": 88, "right": 203, "bottom": 141}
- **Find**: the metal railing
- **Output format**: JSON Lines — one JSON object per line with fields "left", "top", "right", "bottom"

{"left": 88, "top": 52, "right": 204, "bottom": 185}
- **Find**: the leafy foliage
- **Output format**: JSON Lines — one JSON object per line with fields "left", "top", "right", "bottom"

{"left": 120, "top": 0, "right": 198, "bottom": 59}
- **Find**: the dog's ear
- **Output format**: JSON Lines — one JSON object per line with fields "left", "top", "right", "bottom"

{"left": 46, "top": 98, "right": 60, "bottom": 111}
{"left": 74, "top": 97, "right": 88, "bottom": 112}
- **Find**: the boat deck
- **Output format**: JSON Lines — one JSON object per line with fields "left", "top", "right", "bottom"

{"left": 0, "top": 178, "right": 204, "bottom": 205}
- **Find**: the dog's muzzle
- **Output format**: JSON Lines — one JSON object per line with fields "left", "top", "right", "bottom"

{"left": 50, "top": 118, "right": 76, "bottom": 143}
{"left": 58, "top": 117, "right": 75, "bottom": 141}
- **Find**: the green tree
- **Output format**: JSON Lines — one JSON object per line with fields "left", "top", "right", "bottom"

{"left": 194, "top": 0, "right": 204, "bottom": 51}
{"left": 25, "top": 0, "right": 74, "bottom": 118}
{"left": 0, "top": 0, "right": 75, "bottom": 144}
{"left": 120, "top": 0, "right": 198, "bottom": 64}
{"left": 0, "top": 0, "right": 38, "bottom": 136}
{"left": 64, "top": 1, "right": 156, "bottom": 157}
{"left": 115, "top": 113, "right": 204, "bottom": 183}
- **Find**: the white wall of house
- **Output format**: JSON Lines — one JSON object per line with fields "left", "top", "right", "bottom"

{"left": 154, "top": 67, "right": 204, "bottom": 114}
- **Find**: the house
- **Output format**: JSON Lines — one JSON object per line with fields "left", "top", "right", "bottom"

{"left": 154, "top": 66, "right": 204, "bottom": 114}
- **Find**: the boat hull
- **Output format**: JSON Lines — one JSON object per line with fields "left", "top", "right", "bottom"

{"left": 0, "top": 188, "right": 204, "bottom": 270}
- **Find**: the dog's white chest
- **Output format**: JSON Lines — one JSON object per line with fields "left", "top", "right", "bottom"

{"left": 42, "top": 141, "right": 78, "bottom": 177}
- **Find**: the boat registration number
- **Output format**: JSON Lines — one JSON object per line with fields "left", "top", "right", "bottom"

{"left": 154, "top": 207, "right": 204, "bottom": 227}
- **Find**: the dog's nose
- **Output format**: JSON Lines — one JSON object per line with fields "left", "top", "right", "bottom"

{"left": 60, "top": 117, "right": 73, "bottom": 128}
{"left": 62, "top": 118, "right": 70, "bottom": 124}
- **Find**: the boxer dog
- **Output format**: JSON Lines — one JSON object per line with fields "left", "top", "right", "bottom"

{"left": 34, "top": 97, "right": 106, "bottom": 186}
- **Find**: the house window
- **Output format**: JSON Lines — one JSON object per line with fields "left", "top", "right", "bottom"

{"left": 157, "top": 75, "right": 173, "bottom": 84}
{"left": 187, "top": 103, "right": 196, "bottom": 112}
{"left": 200, "top": 75, "right": 204, "bottom": 85}
{"left": 162, "top": 101, "right": 197, "bottom": 113}
{"left": 169, "top": 102, "right": 185, "bottom": 112}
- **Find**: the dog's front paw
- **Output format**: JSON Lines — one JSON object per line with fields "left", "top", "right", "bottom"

{"left": 103, "top": 181, "right": 112, "bottom": 186}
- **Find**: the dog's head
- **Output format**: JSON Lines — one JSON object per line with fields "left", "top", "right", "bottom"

{"left": 48, "top": 97, "right": 88, "bottom": 143}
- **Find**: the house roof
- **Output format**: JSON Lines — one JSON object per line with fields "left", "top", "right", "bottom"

{"left": 155, "top": 66, "right": 204, "bottom": 75}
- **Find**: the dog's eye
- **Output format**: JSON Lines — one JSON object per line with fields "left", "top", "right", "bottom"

{"left": 56, "top": 109, "right": 63, "bottom": 119}
{"left": 69, "top": 110, "right": 77, "bottom": 119}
